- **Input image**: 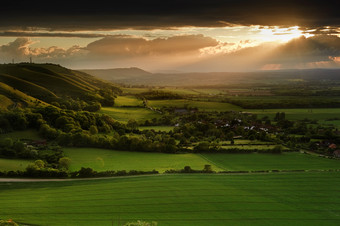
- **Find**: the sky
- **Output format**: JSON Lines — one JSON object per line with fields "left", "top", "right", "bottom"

{"left": 0, "top": 0, "right": 339, "bottom": 72}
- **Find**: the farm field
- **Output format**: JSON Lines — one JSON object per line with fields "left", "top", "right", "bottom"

{"left": 1, "top": 172, "right": 340, "bottom": 226}
{"left": 148, "top": 99, "right": 242, "bottom": 111}
{"left": 201, "top": 152, "right": 340, "bottom": 171}
{"left": 100, "top": 107, "right": 161, "bottom": 123}
{"left": 0, "top": 158, "right": 33, "bottom": 171}
{"left": 247, "top": 108, "right": 340, "bottom": 121}
{"left": 63, "top": 148, "right": 221, "bottom": 172}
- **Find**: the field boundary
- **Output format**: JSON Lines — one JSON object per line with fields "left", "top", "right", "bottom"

{"left": 1, "top": 169, "right": 340, "bottom": 182}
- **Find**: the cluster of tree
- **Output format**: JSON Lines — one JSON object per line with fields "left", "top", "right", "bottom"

{"left": 0, "top": 138, "right": 63, "bottom": 163}
{"left": 137, "top": 90, "right": 183, "bottom": 100}
{"left": 70, "top": 167, "right": 159, "bottom": 178}
{"left": 165, "top": 165, "right": 214, "bottom": 174}
{"left": 193, "top": 142, "right": 285, "bottom": 153}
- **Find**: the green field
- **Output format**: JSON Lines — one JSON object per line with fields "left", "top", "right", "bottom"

{"left": 247, "top": 108, "right": 340, "bottom": 121}
{"left": 0, "top": 158, "right": 33, "bottom": 171}
{"left": 100, "top": 107, "right": 160, "bottom": 123}
{"left": 0, "top": 129, "right": 41, "bottom": 140}
{"left": 64, "top": 148, "right": 221, "bottom": 172}
{"left": 201, "top": 152, "right": 340, "bottom": 171}
{"left": 1, "top": 172, "right": 340, "bottom": 225}
{"left": 148, "top": 99, "right": 241, "bottom": 111}
{"left": 114, "top": 96, "right": 143, "bottom": 107}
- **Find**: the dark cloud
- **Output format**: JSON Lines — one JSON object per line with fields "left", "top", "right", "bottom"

{"left": 0, "top": 0, "right": 338, "bottom": 30}
{"left": 86, "top": 35, "right": 219, "bottom": 57}
{"left": 0, "top": 31, "right": 106, "bottom": 38}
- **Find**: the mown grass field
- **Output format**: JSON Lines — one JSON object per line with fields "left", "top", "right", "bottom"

{"left": 201, "top": 152, "right": 340, "bottom": 171}
{"left": 63, "top": 148, "right": 221, "bottom": 172}
{"left": 0, "top": 158, "right": 33, "bottom": 171}
{"left": 148, "top": 99, "right": 242, "bottom": 111}
{"left": 100, "top": 107, "right": 160, "bottom": 123}
{"left": 1, "top": 172, "right": 340, "bottom": 226}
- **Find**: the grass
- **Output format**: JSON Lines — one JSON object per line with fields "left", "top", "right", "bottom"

{"left": 148, "top": 99, "right": 242, "bottom": 111}
{"left": 0, "top": 129, "right": 41, "bottom": 141}
{"left": 63, "top": 148, "right": 222, "bottom": 172}
{"left": 0, "top": 158, "right": 33, "bottom": 171}
{"left": 1, "top": 172, "right": 340, "bottom": 225}
{"left": 138, "top": 126, "right": 175, "bottom": 132}
{"left": 114, "top": 96, "right": 143, "bottom": 107}
{"left": 201, "top": 152, "right": 340, "bottom": 171}
{"left": 0, "top": 94, "right": 13, "bottom": 110}
{"left": 100, "top": 107, "right": 160, "bottom": 123}
{"left": 247, "top": 108, "right": 340, "bottom": 121}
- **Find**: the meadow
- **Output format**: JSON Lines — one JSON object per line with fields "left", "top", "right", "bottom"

{"left": 1, "top": 172, "right": 339, "bottom": 225}
{"left": 138, "top": 125, "right": 175, "bottom": 132}
{"left": 201, "top": 152, "right": 340, "bottom": 171}
{"left": 0, "top": 158, "right": 33, "bottom": 171}
{"left": 100, "top": 107, "right": 161, "bottom": 123}
{"left": 63, "top": 148, "right": 222, "bottom": 172}
{"left": 114, "top": 96, "right": 143, "bottom": 107}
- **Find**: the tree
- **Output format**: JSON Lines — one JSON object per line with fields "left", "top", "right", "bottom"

{"left": 127, "top": 119, "right": 138, "bottom": 130}
{"left": 89, "top": 125, "right": 98, "bottom": 135}
{"left": 203, "top": 164, "right": 212, "bottom": 172}
{"left": 59, "top": 157, "right": 71, "bottom": 170}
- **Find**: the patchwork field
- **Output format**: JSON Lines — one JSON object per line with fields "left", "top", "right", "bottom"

{"left": 201, "top": 152, "right": 340, "bottom": 171}
{"left": 1, "top": 172, "right": 340, "bottom": 226}
{"left": 63, "top": 148, "right": 222, "bottom": 172}
{"left": 247, "top": 108, "right": 340, "bottom": 121}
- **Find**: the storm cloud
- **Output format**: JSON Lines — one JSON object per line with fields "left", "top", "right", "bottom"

{"left": 0, "top": 0, "right": 338, "bottom": 31}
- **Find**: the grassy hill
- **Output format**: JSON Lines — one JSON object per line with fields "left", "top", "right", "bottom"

{"left": 0, "top": 63, "right": 121, "bottom": 110}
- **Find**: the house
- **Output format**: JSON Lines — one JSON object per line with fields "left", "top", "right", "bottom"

{"left": 333, "top": 150, "right": 340, "bottom": 158}
{"left": 329, "top": 143, "right": 337, "bottom": 149}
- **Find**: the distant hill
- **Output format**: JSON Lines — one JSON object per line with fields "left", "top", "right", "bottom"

{"left": 81, "top": 68, "right": 340, "bottom": 87}
{"left": 81, "top": 67, "right": 152, "bottom": 83}
{"left": 0, "top": 63, "right": 121, "bottom": 110}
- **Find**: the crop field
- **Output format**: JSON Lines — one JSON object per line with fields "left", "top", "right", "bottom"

{"left": 0, "top": 158, "right": 33, "bottom": 171}
{"left": 100, "top": 107, "right": 160, "bottom": 123}
{"left": 63, "top": 148, "right": 221, "bottom": 172}
{"left": 1, "top": 172, "right": 340, "bottom": 226}
{"left": 201, "top": 152, "right": 340, "bottom": 171}
{"left": 114, "top": 96, "right": 143, "bottom": 107}
{"left": 0, "top": 129, "right": 41, "bottom": 140}
{"left": 247, "top": 108, "right": 340, "bottom": 121}
{"left": 148, "top": 99, "right": 242, "bottom": 111}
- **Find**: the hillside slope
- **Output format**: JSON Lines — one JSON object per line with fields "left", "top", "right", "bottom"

{"left": 0, "top": 63, "right": 121, "bottom": 110}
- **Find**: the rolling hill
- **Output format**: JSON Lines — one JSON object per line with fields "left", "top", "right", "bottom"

{"left": 82, "top": 68, "right": 340, "bottom": 87}
{"left": 0, "top": 63, "right": 121, "bottom": 110}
